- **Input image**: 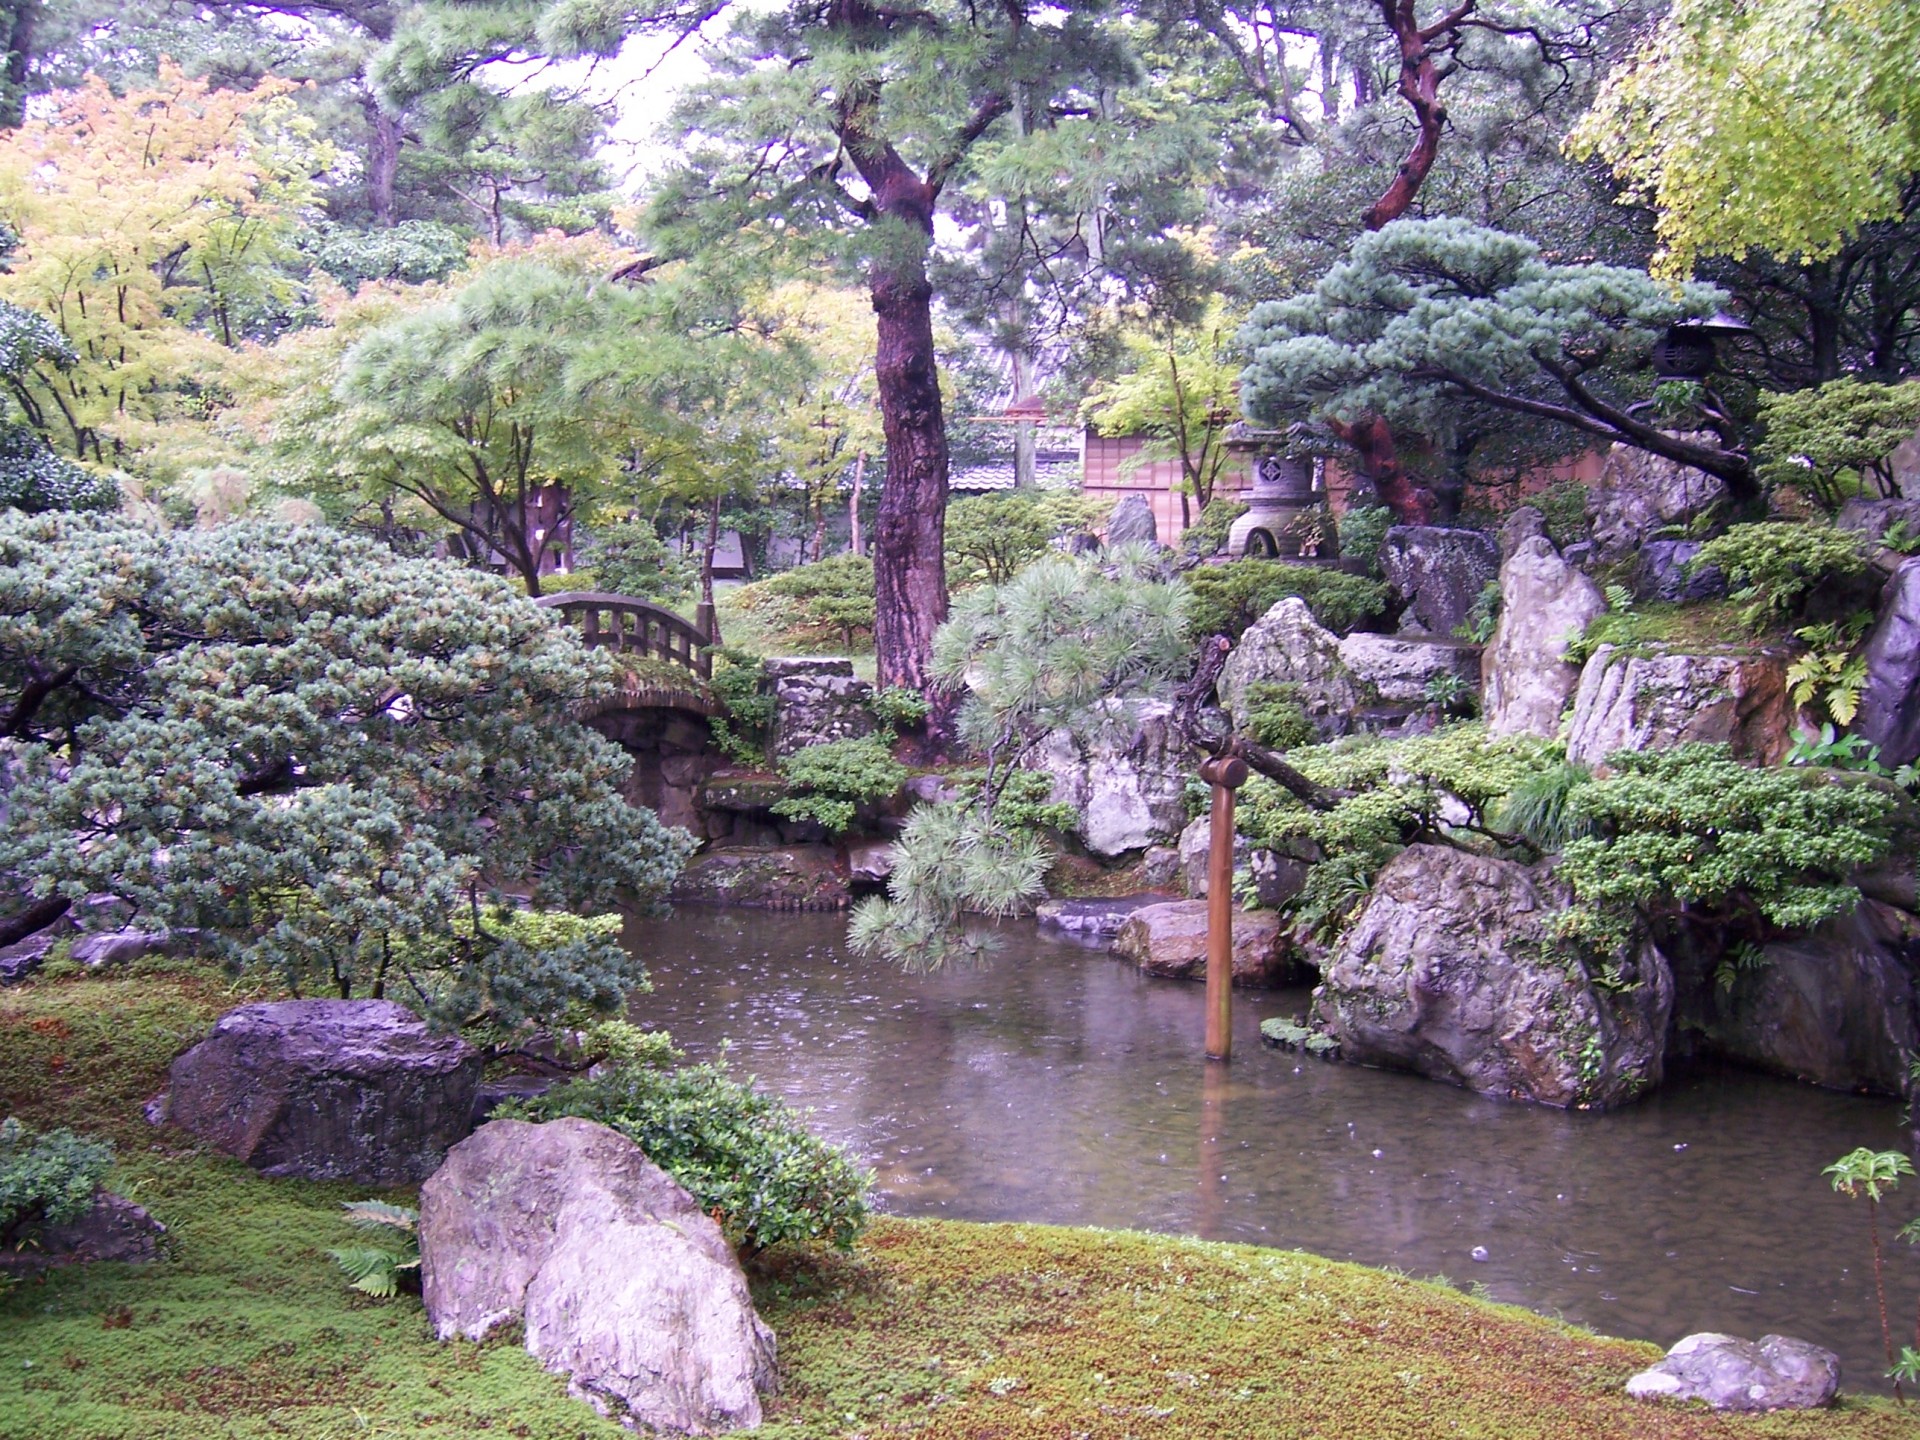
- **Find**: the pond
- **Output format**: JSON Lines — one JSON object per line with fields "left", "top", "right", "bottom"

{"left": 627, "top": 906, "right": 1918, "bottom": 1394}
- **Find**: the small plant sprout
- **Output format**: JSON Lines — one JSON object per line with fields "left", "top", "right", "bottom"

{"left": 1826, "top": 1147, "right": 1913, "bottom": 1397}
{"left": 328, "top": 1199, "right": 420, "bottom": 1299}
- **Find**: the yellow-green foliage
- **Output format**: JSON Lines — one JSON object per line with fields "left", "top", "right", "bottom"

{"left": 2, "top": 965, "right": 1917, "bottom": 1438}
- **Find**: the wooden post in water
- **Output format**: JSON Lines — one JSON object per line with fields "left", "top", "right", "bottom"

{"left": 1197, "top": 755, "right": 1249, "bottom": 1061}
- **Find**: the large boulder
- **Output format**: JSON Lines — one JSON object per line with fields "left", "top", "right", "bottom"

{"left": 1312, "top": 846, "right": 1672, "bottom": 1108}
{"left": 1625, "top": 1333, "right": 1839, "bottom": 1412}
{"left": 1216, "top": 598, "right": 1360, "bottom": 736}
{"left": 1675, "top": 900, "right": 1920, "bottom": 1095}
{"left": 1379, "top": 526, "right": 1500, "bottom": 636}
{"left": 766, "top": 658, "right": 876, "bottom": 761}
{"left": 1854, "top": 556, "right": 1920, "bottom": 768}
{"left": 1837, "top": 497, "right": 1920, "bottom": 574}
{"left": 673, "top": 844, "right": 850, "bottom": 909}
{"left": 1337, "top": 633, "right": 1481, "bottom": 705}
{"left": 164, "top": 1000, "right": 482, "bottom": 1185}
{"left": 1564, "top": 645, "right": 1791, "bottom": 768}
{"left": 1105, "top": 494, "right": 1160, "bottom": 547}
{"left": 0, "top": 929, "right": 56, "bottom": 985}
{"left": 1483, "top": 537, "right": 1608, "bottom": 738}
{"left": 1114, "top": 900, "right": 1292, "bottom": 986}
{"left": 1587, "top": 439, "right": 1730, "bottom": 561}
{"left": 421, "top": 1118, "right": 777, "bottom": 1435}
{"left": 1024, "top": 700, "right": 1189, "bottom": 857}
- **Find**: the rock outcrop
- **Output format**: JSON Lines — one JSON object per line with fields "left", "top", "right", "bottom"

{"left": 1114, "top": 900, "right": 1292, "bottom": 986}
{"left": 0, "top": 929, "right": 56, "bottom": 985}
{"left": 1380, "top": 526, "right": 1500, "bottom": 636}
{"left": 0, "top": 1192, "right": 166, "bottom": 1276}
{"left": 1216, "top": 598, "right": 1360, "bottom": 736}
{"left": 1484, "top": 537, "right": 1608, "bottom": 738}
{"left": 673, "top": 844, "right": 850, "bottom": 909}
{"left": 1312, "top": 846, "right": 1671, "bottom": 1108}
{"left": 164, "top": 1000, "right": 482, "bottom": 1185}
{"left": 1337, "top": 633, "right": 1482, "bottom": 705}
{"left": 1625, "top": 1333, "right": 1839, "bottom": 1412}
{"left": 1035, "top": 896, "right": 1165, "bottom": 943}
{"left": 1633, "top": 540, "right": 1725, "bottom": 603}
{"left": 1025, "top": 700, "right": 1190, "bottom": 857}
{"left": 1676, "top": 900, "right": 1920, "bottom": 1095}
{"left": 766, "top": 658, "right": 876, "bottom": 760}
{"left": 1854, "top": 556, "right": 1920, "bottom": 768}
{"left": 1564, "top": 645, "right": 1791, "bottom": 768}
{"left": 1587, "top": 439, "right": 1729, "bottom": 561}
{"left": 421, "top": 1118, "right": 777, "bottom": 1435}
{"left": 1105, "top": 494, "right": 1160, "bottom": 547}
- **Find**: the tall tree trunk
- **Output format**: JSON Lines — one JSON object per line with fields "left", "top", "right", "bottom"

{"left": 0, "top": 0, "right": 38, "bottom": 131}
{"left": 849, "top": 450, "right": 867, "bottom": 558}
{"left": 1363, "top": 0, "right": 1454, "bottom": 231}
{"left": 870, "top": 248, "right": 950, "bottom": 698}
{"left": 1329, "top": 415, "right": 1432, "bottom": 524}
{"left": 368, "top": 103, "right": 401, "bottom": 227}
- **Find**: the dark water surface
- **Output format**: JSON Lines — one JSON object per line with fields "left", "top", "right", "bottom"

{"left": 627, "top": 906, "right": 1916, "bottom": 1393}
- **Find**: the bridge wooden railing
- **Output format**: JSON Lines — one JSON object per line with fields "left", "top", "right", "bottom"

{"left": 536, "top": 591, "right": 714, "bottom": 680}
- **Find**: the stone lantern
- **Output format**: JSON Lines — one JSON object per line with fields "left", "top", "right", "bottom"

{"left": 1225, "top": 426, "right": 1319, "bottom": 558}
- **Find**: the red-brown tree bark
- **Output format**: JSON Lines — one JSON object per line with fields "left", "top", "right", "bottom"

{"left": 1328, "top": 415, "right": 1434, "bottom": 524}
{"left": 1362, "top": 0, "right": 1469, "bottom": 231}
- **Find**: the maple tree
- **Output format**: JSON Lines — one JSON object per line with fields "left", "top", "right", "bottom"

{"left": 0, "top": 63, "right": 321, "bottom": 467}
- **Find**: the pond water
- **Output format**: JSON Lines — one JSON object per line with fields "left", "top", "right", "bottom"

{"left": 627, "top": 905, "right": 1918, "bottom": 1394}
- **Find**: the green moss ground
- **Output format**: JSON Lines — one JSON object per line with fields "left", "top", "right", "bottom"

{"left": 5, "top": 966, "right": 1918, "bottom": 1440}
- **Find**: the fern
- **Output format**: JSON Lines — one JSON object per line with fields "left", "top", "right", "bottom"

{"left": 328, "top": 1200, "right": 419, "bottom": 1300}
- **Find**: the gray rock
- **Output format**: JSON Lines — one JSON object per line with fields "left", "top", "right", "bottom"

{"left": 1177, "top": 816, "right": 1308, "bottom": 908}
{"left": 674, "top": 845, "right": 850, "bottom": 910}
{"left": 1178, "top": 813, "right": 1248, "bottom": 899}
{"left": 845, "top": 837, "right": 895, "bottom": 884}
{"left": 421, "top": 1118, "right": 777, "bottom": 1435}
{"left": 1565, "top": 645, "right": 1791, "bottom": 768}
{"left": 1498, "top": 506, "right": 1548, "bottom": 559}
{"left": 1855, "top": 556, "right": 1920, "bottom": 767}
{"left": 166, "top": 1000, "right": 482, "bottom": 1185}
{"left": 1216, "top": 598, "right": 1361, "bottom": 736}
{"left": 1587, "top": 438, "right": 1730, "bottom": 561}
{"left": 1484, "top": 537, "right": 1608, "bottom": 739}
{"left": 1892, "top": 424, "right": 1920, "bottom": 494}
{"left": 766, "top": 658, "right": 878, "bottom": 760}
{"left": 1035, "top": 896, "right": 1165, "bottom": 943}
{"left": 1379, "top": 526, "right": 1500, "bottom": 637}
{"left": 1336, "top": 633, "right": 1482, "bottom": 705}
{"left": 1139, "top": 845, "right": 1181, "bottom": 890}
{"left": 903, "top": 773, "right": 962, "bottom": 806}
{"left": 1626, "top": 1333, "right": 1838, "bottom": 1412}
{"left": 1024, "top": 700, "right": 1189, "bottom": 857}
{"left": 1837, "top": 497, "right": 1920, "bottom": 573}
{"left": 71, "top": 927, "right": 173, "bottom": 969}
{"left": 1312, "top": 845, "right": 1671, "bottom": 1108}
{"left": 1678, "top": 900, "right": 1920, "bottom": 1095}
{"left": 1114, "top": 900, "right": 1291, "bottom": 987}
{"left": 0, "top": 929, "right": 56, "bottom": 985}
{"left": 472, "top": 1076, "right": 554, "bottom": 1127}
{"left": 1105, "top": 494, "right": 1160, "bottom": 547}
{"left": 0, "top": 1192, "right": 165, "bottom": 1275}
{"left": 1634, "top": 540, "right": 1726, "bottom": 603}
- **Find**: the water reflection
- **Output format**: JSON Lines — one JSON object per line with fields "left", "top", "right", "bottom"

{"left": 627, "top": 906, "right": 1917, "bottom": 1393}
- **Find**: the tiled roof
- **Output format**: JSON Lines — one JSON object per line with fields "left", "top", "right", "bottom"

{"left": 950, "top": 457, "right": 1082, "bottom": 493}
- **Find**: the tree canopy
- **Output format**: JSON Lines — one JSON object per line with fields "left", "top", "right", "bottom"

{"left": 0, "top": 513, "right": 690, "bottom": 1032}
{"left": 1570, "top": 0, "right": 1920, "bottom": 279}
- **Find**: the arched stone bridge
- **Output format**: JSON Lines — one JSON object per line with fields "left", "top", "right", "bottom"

{"left": 537, "top": 591, "right": 723, "bottom": 831}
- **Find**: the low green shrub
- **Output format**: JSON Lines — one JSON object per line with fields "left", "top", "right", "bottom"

{"left": 946, "top": 492, "right": 1105, "bottom": 585}
{"left": 1185, "top": 559, "right": 1389, "bottom": 639}
{"left": 1757, "top": 378, "right": 1920, "bottom": 510}
{"left": 1181, "top": 498, "right": 1248, "bottom": 560}
{"left": 1533, "top": 480, "right": 1591, "bottom": 549}
{"left": 1689, "top": 521, "right": 1869, "bottom": 629}
{"left": 0, "top": 1117, "right": 112, "bottom": 1247}
{"left": 506, "top": 1054, "right": 872, "bottom": 1253}
{"left": 708, "top": 648, "right": 774, "bottom": 766}
{"left": 738, "top": 553, "right": 876, "bottom": 649}
{"left": 772, "top": 736, "right": 908, "bottom": 833}
{"left": 1336, "top": 505, "right": 1392, "bottom": 575}
{"left": 1242, "top": 681, "right": 1316, "bottom": 750}
{"left": 869, "top": 685, "right": 929, "bottom": 731}
{"left": 1557, "top": 743, "right": 1895, "bottom": 949}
